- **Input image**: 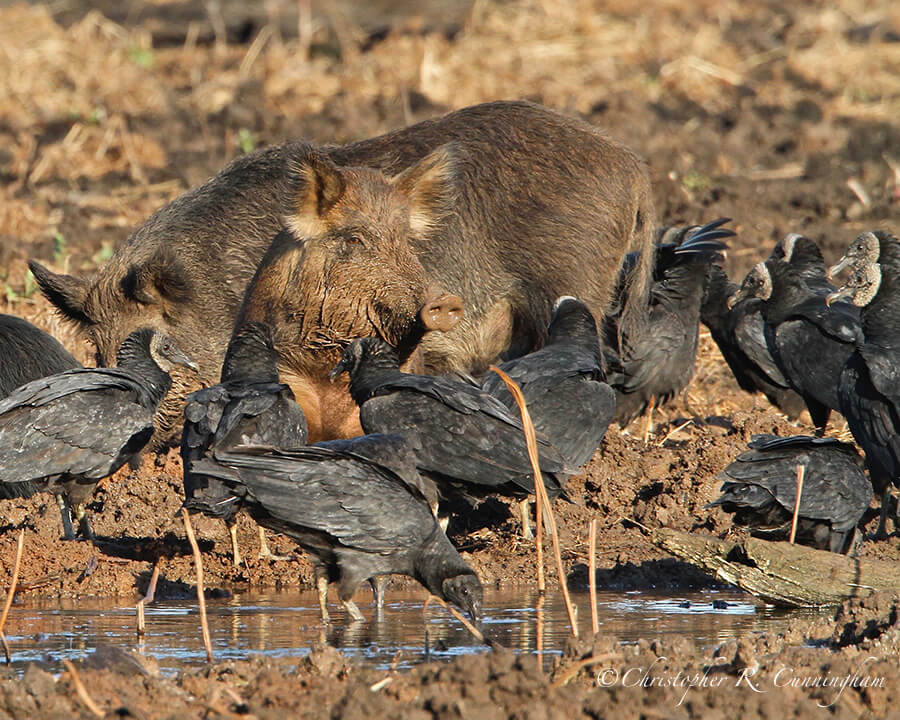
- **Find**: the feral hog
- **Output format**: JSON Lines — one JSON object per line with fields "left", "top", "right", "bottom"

{"left": 30, "top": 100, "right": 655, "bottom": 446}
{"left": 236, "top": 148, "right": 465, "bottom": 439}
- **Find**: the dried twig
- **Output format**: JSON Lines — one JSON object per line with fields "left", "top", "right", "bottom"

{"left": 62, "top": 659, "right": 104, "bottom": 718}
{"left": 181, "top": 509, "right": 213, "bottom": 663}
{"left": 136, "top": 559, "right": 162, "bottom": 637}
{"left": 428, "top": 594, "right": 485, "bottom": 643}
{"left": 846, "top": 178, "right": 872, "bottom": 207}
{"left": 789, "top": 464, "right": 805, "bottom": 544}
{"left": 535, "top": 594, "right": 545, "bottom": 657}
{"left": 489, "top": 365, "right": 578, "bottom": 637}
{"left": 657, "top": 419, "right": 693, "bottom": 446}
{"left": 589, "top": 518, "right": 598, "bottom": 635}
{"left": 0, "top": 529, "right": 24, "bottom": 663}
{"left": 370, "top": 676, "right": 393, "bottom": 692}
{"left": 551, "top": 653, "right": 618, "bottom": 688}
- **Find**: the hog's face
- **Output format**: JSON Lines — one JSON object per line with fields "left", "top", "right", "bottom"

{"left": 30, "top": 247, "right": 204, "bottom": 372}
{"left": 277, "top": 147, "right": 464, "bottom": 349}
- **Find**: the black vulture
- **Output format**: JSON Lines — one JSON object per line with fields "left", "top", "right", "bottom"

{"left": 481, "top": 296, "right": 614, "bottom": 469}
{"left": 181, "top": 322, "right": 308, "bottom": 565}
{"left": 707, "top": 434, "right": 871, "bottom": 553}
{"left": 827, "top": 232, "right": 900, "bottom": 538}
{"left": 604, "top": 219, "right": 732, "bottom": 436}
{"left": 191, "top": 439, "right": 482, "bottom": 625}
{"left": 727, "top": 257, "right": 861, "bottom": 434}
{"left": 827, "top": 230, "right": 885, "bottom": 280}
{"left": 0, "top": 314, "right": 81, "bottom": 399}
{"left": 769, "top": 233, "right": 836, "bottom": 296}
{"left": 701, "top": 265, "right": 806, "bottom": 419}
{"left": 331, "top": 338, "right": 570, "bottom": 534}
{"left": 0, "top": 329, "right": 195, "bottom": 539}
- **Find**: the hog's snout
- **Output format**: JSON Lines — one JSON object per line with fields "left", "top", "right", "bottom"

{"left": 420, "top": 287, "right": 463, "bottom": 333}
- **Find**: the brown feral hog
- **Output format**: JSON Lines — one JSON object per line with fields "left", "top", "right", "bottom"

{"left": 30, "top": 100, "right": 655, "bottom": 445}
{"left": 237, "top": 148, "right": 465, "bottom": 439}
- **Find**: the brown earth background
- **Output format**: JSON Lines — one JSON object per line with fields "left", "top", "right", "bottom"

{"left": 0, "top": 1, "right": 899, "bottom": 717}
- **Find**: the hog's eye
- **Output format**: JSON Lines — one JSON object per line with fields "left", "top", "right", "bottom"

{"left": 346, "top": 234, "right": 363, "bottom": 246}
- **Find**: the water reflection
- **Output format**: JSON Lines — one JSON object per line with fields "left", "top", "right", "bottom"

{"left": 2, "top": 589, "right": 829, "bottom": 675}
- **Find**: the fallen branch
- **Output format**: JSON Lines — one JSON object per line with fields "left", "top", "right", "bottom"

{"left": 489, "top": 366, "right": 578, "bottom": 637}
{"left": 789, "top": 464, "right": 805, "bottom": 544}
{"left": 652, "top": 527, "right": 900, "bottom": 607}
{"left": 551, "top": 652, "right": 619, "bottom": 688}
{"left": 589, "top": 518, "right": 599, "bottom": 635}
{"left": 427, "top": 594, "right": 485, "bottom": 644}
{"left": 62, "top": 659, "right": 104, "bottom": 718}
{"left": 136, "top": 559, "right": 162, "bottom": 637}
{"left": 0, "top": 529, "right": 24, "bottom": 664}
{"left": 181, "top": 509, "right": 213, "bottom": 663}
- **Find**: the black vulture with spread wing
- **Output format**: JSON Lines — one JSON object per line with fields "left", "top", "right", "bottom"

{"left": 481, "top": 296, "right": 614, "bottom": 469}
{"left": 0, "top": 329, "right": 195, "bottom": 539}
{"left": 332, "top": 337, "right": 570, "bottom": 501}
{"left": 605, "top": 218, "right": 733, "bottom": 431}
{"left": 192, "top": 439, "right": 482, "bottom": 625}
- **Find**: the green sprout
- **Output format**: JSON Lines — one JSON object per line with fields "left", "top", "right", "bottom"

{"left": 238, "top": 128, "right": 259, "bottom": 155}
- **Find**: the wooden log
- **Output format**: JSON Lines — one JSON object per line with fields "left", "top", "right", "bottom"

{"left": 651, "top": 528, "right": 900, "bottom": 607}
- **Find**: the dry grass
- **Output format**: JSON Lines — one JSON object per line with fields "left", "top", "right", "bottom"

{"left": 0, "top": 0, "right": 896, "bottom": 373}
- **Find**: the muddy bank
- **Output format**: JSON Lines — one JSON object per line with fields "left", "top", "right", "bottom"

{"left": 0, "top": 396, "right": 898, "bottom": 601}
{"left": 1, "top": 0, "right": 898, "bottom": 602}
{"left": 2, "top": 592, "right": 898, "bottom": 719}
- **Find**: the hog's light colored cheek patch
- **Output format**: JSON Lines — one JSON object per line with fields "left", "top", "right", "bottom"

{"left": 285, "top": 213, "right": 328, "bottom": 241}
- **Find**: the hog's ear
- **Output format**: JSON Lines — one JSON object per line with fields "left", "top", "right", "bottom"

{"left": 284, "top": 151, "right": 346, "bottom": 238}
{"left": 120, "top": 249, "right": 191, "bottom": 308}
{"left": 390, "top": 143, "right": 458, "bottom": 237}
{"left": 28, "top": 260, "right": 93, "bottom": 326}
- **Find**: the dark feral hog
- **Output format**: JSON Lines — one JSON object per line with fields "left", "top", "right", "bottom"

{"left": 30, "top": 100, "right": 656, "bottom": 445}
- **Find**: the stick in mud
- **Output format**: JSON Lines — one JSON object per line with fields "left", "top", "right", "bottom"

{"left": 136, "top": 559, "right": 162, "bottom": 638}
{"left": 62, "top": 659, "right": 104, "bottom": 718}
{"left": 488, "top": 365, "right": 579, "bottom": 638}
{"left": 422, "top": 595, "right": 431, "bottom": 661}
{"left": 0, "top": 529, "right": 24, "bottom": 665}
{"left": 181, "top": 509, "right": 213, "bottom": 663}
{"left": 589, "top": 518, "right": 599, "bottom": 635}
{"left": 789, "top": 463, "right": 805, "bottom": 544}
{"left": 427, "top": 593, "right": 486, "bottom": 643}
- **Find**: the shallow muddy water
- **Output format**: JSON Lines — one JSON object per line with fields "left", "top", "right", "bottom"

{"left": 2, "top": 588, "right": 831, "bottom": 675}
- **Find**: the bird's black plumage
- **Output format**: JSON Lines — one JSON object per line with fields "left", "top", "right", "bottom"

{"left": 0, "top": 315, "right": 82, "bottom": 501}
{"left": 700, "top": 265, "right": 806, "bottom": 419}
{"left": 729, "top": 257, "right": 861, "bottom": 434}
{"left": 192, "top": 440, "right": 483, "bottom": 624}
{"left": 829, "top": 231, "right": 900, "bottom": 538}
{"left": 0, "top": 328, "right": 194, "bottom": 539}
{"left": 707, "top": 434, "right": 871, "bottom": 553}
{"left": 0, "top": 314, "right": 81, "bottom": 400}
{"left": 481, "top": 296, "right": 614, "bottom": 469}
{"left": 605, "top": 219, "right": 733, "bottom": 426}
{"left": 769, "top": 233, "right": 836, "bottom": 296}
{"left": 332, "top": 338, "right": 570, "bottom": 500}
{"left": 181, "top": 322, "right": 308, "bottom": 522}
